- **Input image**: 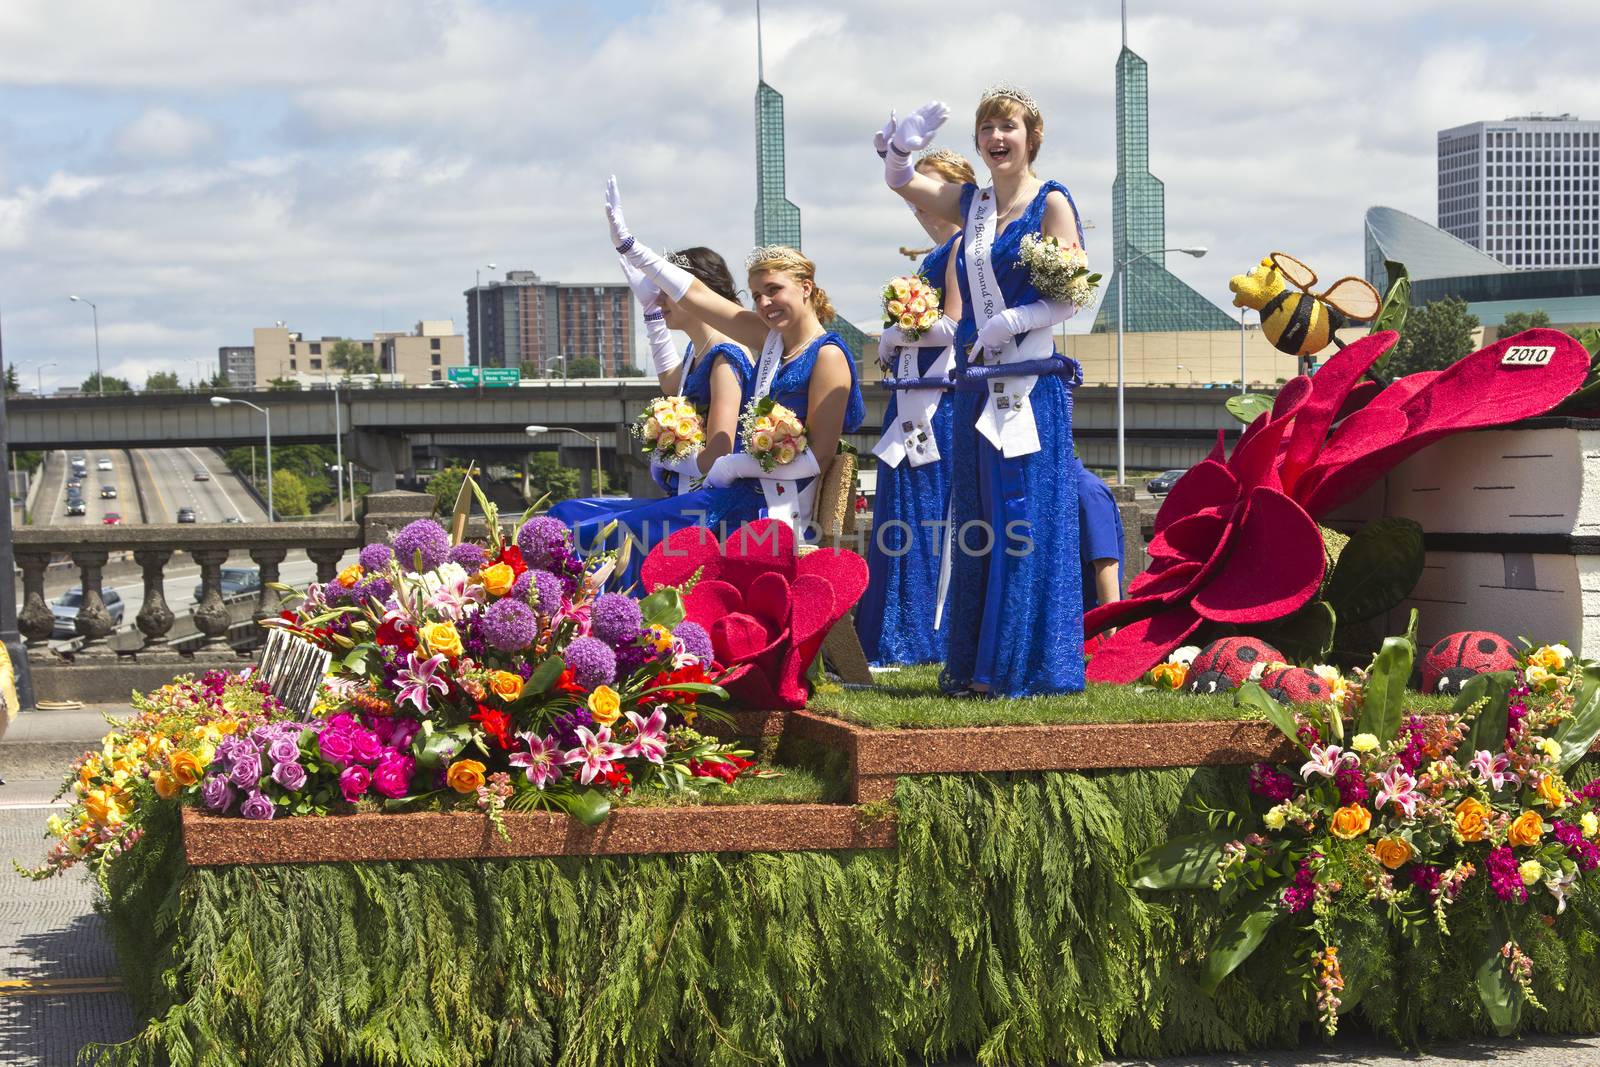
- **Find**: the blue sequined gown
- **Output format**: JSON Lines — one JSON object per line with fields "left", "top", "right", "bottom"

{"left": 944, "top": 180, "right": 1085, "bottom": 696}
{"left": 857, "top": 237, "right": 958, "bottom": 666}
{"left": 557, "top": 333, "right": 863, "bottom": 578}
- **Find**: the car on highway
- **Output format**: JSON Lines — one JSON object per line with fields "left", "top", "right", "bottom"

{"left": 102, "top": 512, "right": 123, "bottom": 525}
{"left": 222, "top": 516, "right": 244, "bottom": 524}
{"left": 97, "top": 458, "right": 114, "bottom": 471}
{"left": 51, "top": 587, "right": 125, "bottom": 638}
{"left": 193, "top": 566, "right": 261, "bottom": 602}
{"left": 100, "top": 484, "right": 118, "bottom": 499}
{"left": 176, "top": 507, "right": 196, "bottom": 523}
{"left": 65, "top": 499, "right": 87, "bottom": 516}
{"left": 66, "top": 477, "right": 82, "bottom": 491}
{"left": 193, "top": 469, "right": 210, "bottom": 481}
{"left": 1146, "top": 469, "right": 1190, "bottom": 497}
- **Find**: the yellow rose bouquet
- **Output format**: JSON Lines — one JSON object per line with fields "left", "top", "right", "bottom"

{"left": 880, "top": 273, "right": 943, "bottom": 342}
{"left": 631, "top": 395, "right": 705, "bottom": 463}
{"left": 738, "top": 397, "right": 809, "bottom": 474}
{"left": 1018, "top": 233, "right": 1102, "bottom": 308}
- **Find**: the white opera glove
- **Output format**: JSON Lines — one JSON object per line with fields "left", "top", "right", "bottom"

{"left": 650, "top": 453, "right": 698, "bottom": 492}
{"left": 876, "top": 325, "right": 906, "bottom": 371}
{"left": 975, "top": 300, "right": 1076, "bottom": 351}
{"left": 884, "top": 101, "right": 949, "bottom": 188}
{"left": 914, "top": 314, "right": 958, "bottom": 348}
{"left": 642, "top": 309, "right": 681, "bottom": 378}
{"left": 872, "top": 110, "right": 896, "bottom": 159}
{"left": 619, "top": 257, "right": 662, "bottom": 310}
{"left": 704, "top": 448, "right": 822, "bottom": 489}
{"left": 605, "top": 176, "right": 692, "bottom": 301}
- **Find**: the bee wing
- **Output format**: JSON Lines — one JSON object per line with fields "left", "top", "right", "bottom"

{"left": 1270, "top": 252, "right": 1318, "bottom": 291}
{"left": 1319, "top": 277, "right": 1382, "bottom": 321}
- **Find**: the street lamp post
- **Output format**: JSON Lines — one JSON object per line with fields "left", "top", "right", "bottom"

{"left": 525, "top": 424, "right": 603, "bottom": 496}
{"left": 68, "top": 295, "right": 103, "bottom": 396}
{"left": 332, "top": 382, "right": 346, "bottom": 521}
{"left": 474, "top": 262, "right": 497, "bottom": 394}
{"left": 20, "top": 360, "right": 57, "bottom": 396}
{"left": 213, "top": 396, "right": 273, "bottom": 520}
{"left": 1238, "top": 307, "right": 1249, "bottom": 394}
{"left": 1176, "top": 363, "right": 1195, "bottom": 386}
{"left": 1114, "top": 245, "right": 1208, "bottom": 485}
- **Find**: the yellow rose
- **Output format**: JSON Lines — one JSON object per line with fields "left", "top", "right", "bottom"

{"left": 84, "top": 788, "right": 127, "bottom": 827}
{"left": 647, "top": 624, "right": 675, "bottom": 653}
{"left": 151, "top": 771, "right": 180, "bottom": 800}
{"left": 908, "top": 298, "right": 927, "bottom": 315}
{"left": 1374, "top": 836, "right": 1413, "bottom": 870}
{"left": 676, "top": 418, "right": 696, "bottom": 438}
{"left": 1519, "top": 859, "right": 1544, "bottom": 886}
{"left": 421, "top": 620, "right": 463, "bottom": 658}
{"left": 751, "top": 431, "right": 775, "bottom": 453}
{"left": 887, "top": 299, "right": 905, "bottom": 317}
{"left": 587, "top": 685, "right": 622, "bottom": 727}
{"left": 169, "top": 750, "right": 205, "bottom": 788}
{"left": 1526, "top": 665, "right": 1555, "bottom": 689}
{"left": 658, "top": 430, "right": 677, "bottom": 449}
{"left": 774, "top": 443, "right": 797, "bottom": 466}
{"left": 489, "top": 670, "right": 524, "bottom": 701}
{"left": 1148, "top": 661, "right": 1187, "bottom": 690}
{"left": 891, "top": 279, "right": 911, "bottom": 300}
{"left": 1539, "top": 737, "right": 1562, "bottom": 759}
{"left": 1581, "top": 812, "right": 1599, "bottom": 837}
{"left": 898, "top": 313, "right": 916, "bottom": 330}
{"left": 479, "top": 563, "right": 515, "bottom": 596}
{"left": 337, "top": 564, "right": 364, "bottom": 588}
{"left": 1528, "top": 644, "right": 1571, "bottom": 670}
{"left": 1508, "top": 810, "right": 1545, "bottom": 848}
{"left": 1537, "top": 776, "right": 1569, "bottom": 810}
{"left": 445, "top": 759, "right": 486, "bottom": 794}
{"left": 1454, "top": 797, "right": 1492, "bottom": 841}
{"left": 1329, "top": 804, "right": 1372, "bottom": 840}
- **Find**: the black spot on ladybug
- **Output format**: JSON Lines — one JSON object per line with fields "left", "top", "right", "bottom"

{"left": 1436, "top": 667, "right": 1481, "bottom": 694}
{"left": 1432, "top": 638, "right": 1450, "bottom": 655}
{"left": 1308, "top": 681, "right": 1322, "bottom": 695}
{"left": 1238, "top": 646, "right": 1259, "bottom": 662}
{"left": 1477, "top": 638, "right": 1499, "bottom": 654}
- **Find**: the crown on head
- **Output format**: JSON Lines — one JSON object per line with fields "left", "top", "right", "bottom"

{"left": 916, "top": 147, "right": 969, "bottom": 168}
{"left": 979, "top": 82, "right": 1040, "bottom": 118}
{"left": 744, "top": 244, "right": 808, "bottom": 271}
{"left": 666, "top": 251, "right": 692, "bottom": 269}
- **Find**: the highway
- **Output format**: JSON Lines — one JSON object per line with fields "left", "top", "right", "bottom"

{"left": 33, "top": 449, "right": 141, "bottom": 527}
{"left": 131, "top": 447, "right": 269, "bottom": 525}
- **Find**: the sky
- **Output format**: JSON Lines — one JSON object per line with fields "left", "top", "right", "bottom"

{"left": 2, "top": 0, "right": 1598, "bottom": 392}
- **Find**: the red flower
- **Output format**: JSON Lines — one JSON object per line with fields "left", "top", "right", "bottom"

{"left": 376, "top": 618, "right": 418, "bottom": 652}
{"left": 648, "top": 664, "right": 714, "bottom": 705}
{"left": 497, "top": 544, "right": 528, "bottom": 577}
{"left": 601, "top": 765, "right": 632, "bottom": 794}
{"left": 689, "top": 755, "right": 754, "bottom": 784}
{"left": 555, "top": 668, "right": 586, "bottom": 695}
{"left": 469, "top": 705, "right": 514, "bottom": 750}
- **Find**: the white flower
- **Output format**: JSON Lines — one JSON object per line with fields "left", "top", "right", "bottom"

{"left": 1263, "top": 805, "right": 1288, "bottom": 831}
{"left": 1167, "top": 645, "right": 1201, "bottom": 667}
{"left": 1351, "top": 733, "right": 1380, "bottom": 754}
{"left": 1312, "top": 664, "right": 1342, "bottom": 685}
{"left": 1550, "top": 643, "right": 1574, "bottom": 668}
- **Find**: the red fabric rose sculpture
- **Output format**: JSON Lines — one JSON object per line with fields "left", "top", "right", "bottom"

{"left": 1085, "top": 328, "right": 1590, "bottom": 684}
{"left": 640, "top": 519, "right": 868, "bottom": 710}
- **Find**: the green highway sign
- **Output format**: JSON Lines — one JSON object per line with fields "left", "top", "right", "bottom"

{"left": 447, "top": 366, "right": 478, "bottom": 385}
{"left": 446, "top": 367, "right": 522, "bottom": 387}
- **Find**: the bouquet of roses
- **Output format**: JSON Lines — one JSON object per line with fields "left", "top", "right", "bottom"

{"left": 632, "top": 395, "right": 705, "bottom": 463}
{"left": 881, "top": 274, "right": 943, "bottom": 342}
{"left": 1019, "top": 233, "right": 1101, "bottom": 308}
{"left": 1132, "top": 629, "right": 1600, "bottom": 1039}
{"left": 739, "top": 397, "right": 808, "bottom": 473}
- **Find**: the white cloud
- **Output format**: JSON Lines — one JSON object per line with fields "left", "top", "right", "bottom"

{"left": 111, "top": 107, "right": 217, "bottom": 160}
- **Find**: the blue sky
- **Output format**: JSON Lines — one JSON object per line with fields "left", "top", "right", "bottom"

{"left": 2, "top": 0, "right": 1597, "bottom": 390}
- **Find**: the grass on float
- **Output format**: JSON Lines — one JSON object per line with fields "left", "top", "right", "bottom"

{"left": 810, "top": 664, "right": 1457, "bottom": 730}
{"left": 616, "top": 764, "right": 837, "bottom": 807}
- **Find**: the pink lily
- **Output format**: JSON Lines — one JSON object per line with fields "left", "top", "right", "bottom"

{"left": 1300, "top": 744, "right": 1346, "bottom": 781}
{"left": 562, "top": 725, "right": 623, "bottom": 786}
{"left": 508, "top": 732, "right": 563, "bottom": 790}
{"left": 1469, "top": 749, "right": 1518, "bottom": 791}
{"left": 1374, "top": 765, "right": 1421, "bottom": 818}
{"left": 621, "top": 708, "right": 669, "bottom": 765}
{"left": 394, "top": 651, "right": 449, "bottom": 714}
{"left": 427, "top": 573, "right": 482, "bottom": 621}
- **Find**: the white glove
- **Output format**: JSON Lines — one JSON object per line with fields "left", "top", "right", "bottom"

{"left": 884, "top": 102, "right": 949, "bottom": 188}
{"left": 619, "top": 257, "right": 662, "bottom": 311}
{"left": 705, "top": 449, "right": 822, "bottom": 488}
{"left": 642, "top": 310, "right": 681, "bottom": 378}
{"left": 876, "top": 325, "right": 906, "bottom": 372}
{"left": 650, "top": 453, "right": 698, "bottom": 492}
{"left": 916, "top": 315, "right": 959, "bottom": 347}
{"left": 975, "top": 301, "right": 1075, "bottom": 351}
{"left": 606, "top": 176, "right": 692, "bottom": 302}
{"left": 872, "top": 110, "right": 896, "bottom": 159}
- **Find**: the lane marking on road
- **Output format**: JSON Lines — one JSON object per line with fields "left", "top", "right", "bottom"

{"left": 0, "top": 802, "right": 73, "bottom": 811}
{"left": 0, "top": 977, "right": 123, "bottom": 997}
{"left": 184, "top": 446, "right": 244, "bottom": 521}
{"left": 135, "top": 448, "right": 172, "bottom": 524}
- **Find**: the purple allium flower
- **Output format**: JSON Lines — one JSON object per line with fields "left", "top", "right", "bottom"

{"left": 551, "top": 708, "right": 595, "bottom": 750}
{"left": 229, "top": 749, "right": 263, "bottom": 789}
{"left": 516, "top": 516, "right": 571, "bottom": 569}
{"left": 529, "top": 569, "right": 564, "bottom": 615}
{"left": 564, "top": 636, "right": 617, "bottom": 689}
{"left": 449, "top": 543, "right": 489, "bottom": 571}
{"left": 339, "top": 765, "right": 372, "bottom": 804}
{"left": 240, "top": 790, "right": 276, "bottom": 821}
{"left": 356, "top": 576, "right": 393, "bottom": 605}
{"left": 267, "top": 738, "right": 301, "bottom": 766}
{"left": 359, "top": 543, "right": 394, "bottom": 570}
{"left": 393, "top": 519, "right": 451, "bottom": 572}
{"left": 1486, "top": 845, "right": 1528, "bottom": 903}
{"left": 673, "top": 621, "right": 713, "bottom": 665}
{"left": 1248, "top": 762, "right": 1295, "bottom": 803}
{"left": 201, "top": 776, "right": 235, "bottom": 813}
{"left": 481, "top": 598, "right": 538, "bottom": 652}
{"left": 591, "top": 593, "right": 643, "bottom": 647}
{"left": 372, "top": 751, "right": 416, "bottom": 799}
{"left": 271, "top": 760, "right": 308, "bottom": 791}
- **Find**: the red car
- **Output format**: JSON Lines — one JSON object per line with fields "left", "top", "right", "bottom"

{"left": 102, "top": 512, "right": 123, "bottom": 525}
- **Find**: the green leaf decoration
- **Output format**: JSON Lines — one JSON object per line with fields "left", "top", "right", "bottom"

{"left": 1256, "top": 599, "right": 1337, "bottom": 663}
{"left": 525, "top": 656, "right": 566, "bottom": 697}
{"left": 1322, "top": 518, "right": 1426, "bottom": 624}
{"left": 1355, "top": 634, "right": 1415, "bottom": 744}
{"left": 1198, "top": 890, "right": 1283, "bottom": 995}
{"left": 467, "top": 475, "right": 503, "bottom": 554}
{"left": 1369, "top": 261, "right": 1410, "bottom": 378}
{"left": 1235, "top": 681, "right": 1305, "bottom": 750}
{"left": 552, "top": 788, "right": 612, "bottom": 828}
{"left": 1458, "top": 671, "right": 1514, "bottom": 756}
{"left": 1129, "top": 829, "right": 1235, "bottom": 890}
{"left": 638, "top": 587, "right": 686, "bottom": 630}
{"left": 1473, "top": 919, "right": 1523, "bottom": 1037}
{"left": 412, "top": 725, "right": 470, "bottom": 771}
{"left": 1553, "top": 664, "right": 1600, "bottom": 770}
{"left": 1225, "top": 393, "right": 1273, "bottom": 426}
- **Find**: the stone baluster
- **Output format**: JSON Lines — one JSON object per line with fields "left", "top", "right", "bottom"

{"left": 307, "top": 546, "right": 346, "bottom": 585}
{"left": 133, "top": 548, "right": 178, "bottom": 656}
{"left": 249, "top": 547, "right": 289, "bottom": 622}
{"left": 191, "top": 548, "right": 233, "bottom": 652}
{"left": 69, "top": 549, "right": 115, "bottom": 655}
{"left": 16, "top": 552, "right": 55, "bottom": 653}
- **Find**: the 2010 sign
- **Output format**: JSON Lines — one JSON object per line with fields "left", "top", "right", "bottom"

{"left": 1501, "top": 345, "right": 1555, "bottom": 366}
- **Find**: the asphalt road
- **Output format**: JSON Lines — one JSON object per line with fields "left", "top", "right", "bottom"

{"left": 34, "top": 448, "right": 139, "bottom": 527}
{"left": 132, "top": 445, "right": 268, "bottom": 525}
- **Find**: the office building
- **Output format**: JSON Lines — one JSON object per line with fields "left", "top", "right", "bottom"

{"left": 376, "top": 321, "right": 466, "bottom": 384}
{"left": 217, "top": 345, "right": 256, "bottom": 388}
{"left": 464, "top": 271, "right": 635, "bottom": 376}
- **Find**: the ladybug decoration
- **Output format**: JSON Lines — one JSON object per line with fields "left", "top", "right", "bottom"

{"left": 1185, "top": 669, "right": 1234, "bottom": 695}
{"left": 1421, "top": 631, "right": 1517, "bottom": 694}
{"left": 1261, "top": 666, "right": 1331, "bottom": 705}
{"left": 1191, "top": 637, "right": 1287, "bottom": 687}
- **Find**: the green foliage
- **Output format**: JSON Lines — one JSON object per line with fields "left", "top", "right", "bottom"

{"left": 222, "top": 444, "right": 341, "bottom": 513}
{"left": 426, "top": 466, "right": 468, "bottom": 516}
{"left": 1130, "top": 829, "right": 1235, "bottom": 889}
{"left": 1355, "top": 634, "right": 1415, "bottom": 743}
{"left": 1553, "top": 664, "right": 1600, "bottom": 770}
{"left": 1458, "top": 672, "right": 1514, "bottom": 756}
{"left": 1224, "top": 393, "right": 1272, "bottom": 426}
{"left": 563, "top": 356, "right": 603, "bottom": 378}
{"left": 615, "top": 363, "right": 647, "bottom": 377}
{"left": 1499, "top": 309, "right": 1553, "bottom": 336}
{"left": 1387, "top": 297, "right": 1480, "bottom": 378}
{"left": 1235, "top": 680, "right": 1303, "bottom": 750}
{"left": 1369, "top": 261, "right": 1411, "bottom": 380}
{"left": 1323, "top": 518, "right": 1425, "bottom": 624}
{"left": 527, "top": 451, "right": 580, "bottom": 504}
{"left": 328, "top": 339, "right": 377, "bottom": 376}
{"left": 144, "top": 370, "right": 182, "bottom": 392}
{"left": 1255, "top": 598, "right": 1338, "bottom": 663}
{"left": 268, "top": 376, "right": 303, "bottom": 391}
{"left": 3, "top": 363, "right": 18, "bottom": 395}
{"left": 81, "top": 372, "right": 133, "bottom": 394}
{"left": 1473, "top": 911, "right": 1523, "bottom": 1036}
{"left": 1198, "top": 890, "right": 1282, "bottom": 995}
{"left": 271, "top": 468, "right": 310, "bottom": 518}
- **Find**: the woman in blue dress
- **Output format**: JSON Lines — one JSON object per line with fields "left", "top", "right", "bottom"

{"left": 856, "top": 148, "right": 974, "bottom": 666}
{"left": 879, "top": 88, "right": 1088, "bottom": 696}
{"left": 560, "top": 178, "right": 863, "bottom": 571}
{"left": 549, "top": 247, "right": 755, "bottom": 532}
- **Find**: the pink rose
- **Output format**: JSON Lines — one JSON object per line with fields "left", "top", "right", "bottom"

{"left": 339, "top": 764, "right": 371, "bottom": 803}
{"left": 372, "top": 752, "right": 416, "bottom": 799}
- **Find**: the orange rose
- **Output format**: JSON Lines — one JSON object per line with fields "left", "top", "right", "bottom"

{"left": 169, "top": 750, "right": 205, "bottom": 788}
{"left": 337, "top": 564, "right": 364, "bottom": 588}
{"left": 1149, "top": 661, "right": 1188, "bottom": 690}
{"left": 151, "top": 770, "right": 180, "bottom": 801}
{"left": 446, "top": 759, "right": 486, "bottom": 794}
{"left": 1374, "top": 837, "right": 1413, "bottom": 870}
{"left": 479, "top": 562, "right": 515, "bottom": 596}
{"left": 489, "top": 670, "right": 524, "bottom": 701}
{"left": 1537, "top": 776, "right": 1569, "bottom": 810}
{"left": 1454, "top": 797, "right": 1492, "bottom": 842}
{"left": 1330, "top": 805, "right": 1372, "bottom": 840}
{"left": 1508, "top": 810, "right": 1545, "bottom": 848}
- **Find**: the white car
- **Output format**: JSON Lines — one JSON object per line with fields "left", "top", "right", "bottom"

{"left": 97, "top": 457, "right": 114, "bottom": 471}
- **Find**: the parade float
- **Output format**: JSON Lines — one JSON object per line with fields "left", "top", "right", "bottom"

{"left": 28, "top": 265, "right": 1600, "bottom": 1066}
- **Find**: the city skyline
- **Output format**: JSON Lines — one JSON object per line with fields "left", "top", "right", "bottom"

{"left": 3, "top": 1, "right": 1599, "bottom": 391}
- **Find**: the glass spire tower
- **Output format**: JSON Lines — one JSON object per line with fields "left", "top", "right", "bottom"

{"left": 1094, "top": 43, "right": 1234, "bottom": 332}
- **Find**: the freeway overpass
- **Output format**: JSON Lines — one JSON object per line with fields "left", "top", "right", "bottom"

{"left": 5, "top": 381, "right": 1245, "bottom": 487}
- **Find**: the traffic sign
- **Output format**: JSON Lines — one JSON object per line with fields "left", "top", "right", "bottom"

{"left": 483, "top": 368, "right": 521, "bottom": 387}
{"left": 447, "top": 366, "right": 478, "bottom": 385}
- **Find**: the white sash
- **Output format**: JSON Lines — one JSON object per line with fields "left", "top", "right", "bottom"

{"left": 964, "top": 185, "right": 1052, "bottom": 458}
{"left": 750, "top": 330, "right": 816, "bottom": 530}
{"left": 872, "top": 338, "right": 953, "bottom": 469}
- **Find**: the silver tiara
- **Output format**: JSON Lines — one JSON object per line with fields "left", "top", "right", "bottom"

{"left": 666, "top": 251, "right": 691, "bottom": 269}
{"left": 979, "top": 82, "right": 1040, "bottom": 117}
{"left": 916, "top": 147, "right": 970, "bottom": 168}
{"left": 744, "top": 245, "right": 807, "bottom": 270}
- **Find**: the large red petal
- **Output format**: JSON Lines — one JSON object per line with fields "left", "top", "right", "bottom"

{"left": 795, "top": 547, "right": 869, "bottom": 616}
{"left": 710, "top": 613, "right": 775, "bottom": 664}
{"left": 745, "top": 572, "right": 792, "bottom": 635}
{"left": 787, "top": 574, "right": 836, "bottom": 646}
{"left": 683, "top": 580, "right": 744, "bottom": 627}
{"left": 1084, "top": 593, "right": 1166, "bottom": 638}
{"left": 1191, "top": 487, "right": 1324, "bottom": 624}
{"left": 640, "top": 525, "right": 726, "bottom": 591}
{"left": 1084, "top": 604, "right": 1204, "bottom": 684}
{"left": 1127, "top": 561, "right": 1202, "bottom": 599}
{"left": 1229, "top": 375, "right": 1312, "bottom": 493}
{"left": 1279, "top": 332, "right": 1396, "bottom": 495}
{"left": 721, "top": 519, "right": 798, "bottom": 586}
{"left": 1153, "top": 460, "right": 1239, "bottom": 535}
{"left": 1146, "top": 508, "right": 1227, "bottom": 563}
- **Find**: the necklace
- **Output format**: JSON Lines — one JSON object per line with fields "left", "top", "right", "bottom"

{"left": 993, "top": 181, "right": 1037, "bottom": 228}
{"left": 781, "top": 329, "right": 824, "bottom": 362}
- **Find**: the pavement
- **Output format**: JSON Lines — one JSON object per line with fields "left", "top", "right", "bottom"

{"left": 0, "top": 708, "right": 1597, "bottom": 1065}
